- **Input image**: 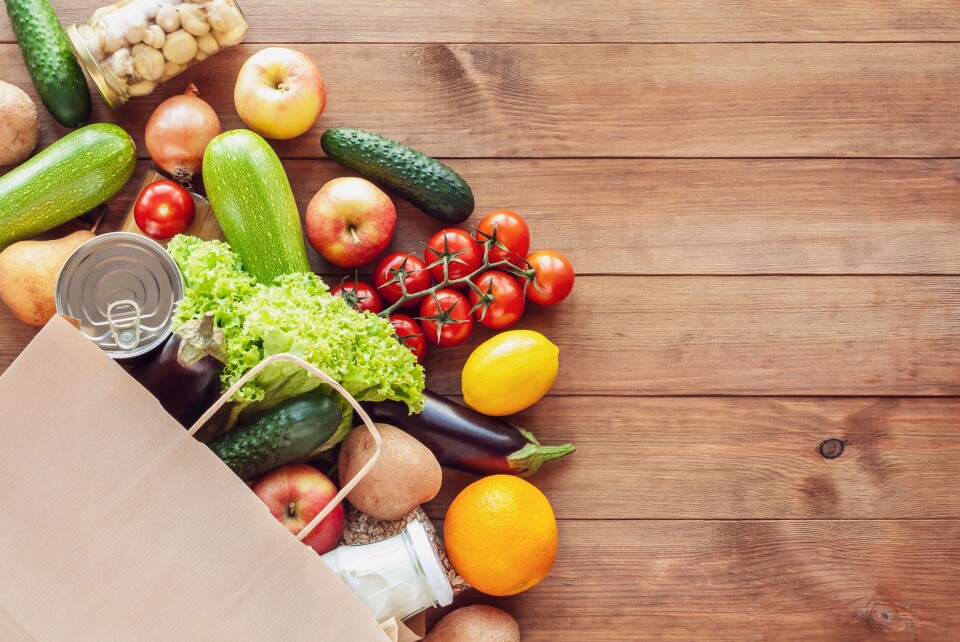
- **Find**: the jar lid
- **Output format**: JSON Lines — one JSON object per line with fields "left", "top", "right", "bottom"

{"left": 56, "top": 233, "right": 183, "bottom": 360}
{"left": 405, "top": 521, "right": 453, "bottom": 608}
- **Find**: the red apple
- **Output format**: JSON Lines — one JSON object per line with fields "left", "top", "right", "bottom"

{"left": 306, "top": 177, "right": 397, "bottom": 268}
{"left": 234, "top": 47, "right": 326, "bottom": 140}
{"left": 251, "top": 463, "right": 344, "bottom": 554}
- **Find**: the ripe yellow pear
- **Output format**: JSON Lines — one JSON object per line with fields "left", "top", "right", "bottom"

{"left": 0, "top": 230, "right": 94, "bottom": 326}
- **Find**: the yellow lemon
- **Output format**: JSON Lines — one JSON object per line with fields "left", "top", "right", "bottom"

{"left": 461, "top": 330, "right": 559, "bottom": 415}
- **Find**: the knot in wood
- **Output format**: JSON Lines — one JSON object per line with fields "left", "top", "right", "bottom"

{"left": 819, "top": 438, "right": 844, "bottom": 459}
{"left": 867, "top": 604, "right": 907, "bottom": 632}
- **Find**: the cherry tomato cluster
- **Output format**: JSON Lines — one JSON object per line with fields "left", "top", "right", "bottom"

{"left": 330, "top": 209, "right": 574, "bottom": 363}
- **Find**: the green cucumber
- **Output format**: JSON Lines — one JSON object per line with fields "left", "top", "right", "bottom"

{"left": 0, "top": 123, "right": 135, "bottom": 250}
{"left": 209, "top": 393, "right": 342, "bottom": 480}
{"left": 203, "top": 129, "right": 310, "bottom": 283}
{"left": 321, "top": 127, "right": 474, "bottom": 224}
{"left": 4, "top": 0, "right": 91, "bottom": 128}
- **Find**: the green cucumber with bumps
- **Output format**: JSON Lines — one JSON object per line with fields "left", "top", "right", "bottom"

{"left": 4, "top": 0, "right": 91, "bottom": 128}
{"left": 203, "top": 129, "right": 311, "bottom": 283}
{"left": 209, "top": 393, "right": 342, "bottom": 481}
{"left": 321, "top": 127, "right": 475, "bottom": 224}
{"left": 0, "top": 123, "right": 135, "bottom": 250}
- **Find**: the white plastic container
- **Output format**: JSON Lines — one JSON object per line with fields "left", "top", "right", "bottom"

{"left": 321, "top": 521, "right": 453, "bottom": 623}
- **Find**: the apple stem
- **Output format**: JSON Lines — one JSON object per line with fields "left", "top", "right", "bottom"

{"left": 349, "top": 226, "right": 361, "bottom": 246}
{"left": 286, "top": 501, "right": 297, "bottom": 518}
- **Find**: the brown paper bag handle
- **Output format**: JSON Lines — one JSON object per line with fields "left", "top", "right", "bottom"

{"left": 187, "top": 353, "right": 382, "bottom": 542}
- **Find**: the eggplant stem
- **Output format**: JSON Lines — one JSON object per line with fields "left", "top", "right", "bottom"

{"left": 506, "top": 442, "right": 576, "bottom": 478}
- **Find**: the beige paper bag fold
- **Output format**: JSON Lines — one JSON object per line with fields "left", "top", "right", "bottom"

{"left": 0, "top": 316, "right": 390, "bottom": 641}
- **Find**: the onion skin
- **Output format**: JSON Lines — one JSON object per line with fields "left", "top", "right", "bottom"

{"left": 144, "top": 83, "right": 221, "bottom": 181}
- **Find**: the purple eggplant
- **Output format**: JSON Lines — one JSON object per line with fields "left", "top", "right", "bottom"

{"left": 137, "top": 312, "right": 226, "bottom": 428}
{"left": 359, "top": 389, "right": 574, "bottom": 477}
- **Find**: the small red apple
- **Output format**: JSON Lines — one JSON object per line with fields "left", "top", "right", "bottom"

{"left": 306, "top": 177, "right": 397, "bottom": 268}
{"left": 251, "top": 463, "right": 344, "bottom": 554}
{"left": 234, "top": 47, "right": 326, "bottom": 140}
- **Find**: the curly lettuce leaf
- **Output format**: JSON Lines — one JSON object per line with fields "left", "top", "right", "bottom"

{"left": 168, "top": 236, "right": 425, "bottom": 436}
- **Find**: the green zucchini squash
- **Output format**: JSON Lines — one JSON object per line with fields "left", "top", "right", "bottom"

{"left": 0, "top": 123, "right": 135, "bottom": 250}
{"left": 4, "top": 0, "right": 91, "bottom": 128}
{"left": 202, "top": 129, "right": 310, "bottom": 283}
{"left": 321, "top": 127, "right": 474, "bottom": 224}
{"left": 208, "top": 392, "right": 342, "bottom": 480}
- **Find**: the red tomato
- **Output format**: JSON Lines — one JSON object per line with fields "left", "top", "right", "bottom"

{"left": 424, "top": 228, "right": 482, "bottom": 284}
{"left": 389, "top": 314, "right": 427, "bottom": 363}
{"left": 468, "top": 270, "right": 525, "bottom": 330}
{"left": 418, "top": 288, "right": 474, "bottom": 347}
{"left": 522, "top": 250, "right": 575, "bottom": 306}
{"left": 134, "top": 180, "right": 196, "bottom": 240}
{"left": 330, "top": 280, "right": 384, "bottom": 314}
{"left": 474, "top": 210, "right": 530, "bottom": 267}
{"left": 374, "top": 253, "right": 431, "bottom": 307}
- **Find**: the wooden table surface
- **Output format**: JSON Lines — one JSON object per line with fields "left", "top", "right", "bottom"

{"left": 3, "top": 2, "right": 960, "bottom": 640}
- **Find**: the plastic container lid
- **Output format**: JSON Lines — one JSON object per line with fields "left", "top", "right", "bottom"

{"left": 56, "top": 232, "right": 183, "bottom": 360}
{"left": 406, "top": 521, "right": 454, "bottom": 608}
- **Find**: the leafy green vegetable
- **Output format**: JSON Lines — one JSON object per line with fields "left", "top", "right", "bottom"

{"left": 168, "top": 236, "right": 425, "bottom": 445}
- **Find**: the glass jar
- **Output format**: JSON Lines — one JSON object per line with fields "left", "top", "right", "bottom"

{"left": 67, "top": 0, "right": 248, "bottom": 107}
{"left": 321, "top": 521, "right": 454, "bottom": 624}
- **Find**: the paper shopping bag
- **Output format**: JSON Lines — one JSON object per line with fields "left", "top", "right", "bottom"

{"left": 0, "top": 315, "right": 390, "bottom": 641}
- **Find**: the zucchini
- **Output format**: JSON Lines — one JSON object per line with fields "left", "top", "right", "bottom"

{"left": 4, "top": 0, "right": 91, "bottom": 128}
{"left": 321, "top": 127, "right": 474, "bottom": 224}
{"left": 209, "top": 393, "right": 342, "bottom": 480}
{"left": 0, "top": 123, "right": 135, "bottom": 250}
{"left": 203, "top": 129, "right": 310, "bottom": 283}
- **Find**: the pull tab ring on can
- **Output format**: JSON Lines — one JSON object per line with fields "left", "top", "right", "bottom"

{"left": 107, "top": 300, "right": 142, "bottom": 351}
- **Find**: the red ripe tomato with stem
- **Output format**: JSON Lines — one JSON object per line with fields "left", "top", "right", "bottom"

{"left": 424, "top": 228, "right": 482, "bottom": 284}
{"left": 330, "top": 279, "right": 383, "bottom": 314}
{"left": 388, "top": 314, "right": 427, "bottom": 363}
{"left": 134, "top": 179, "right": 196, "bottom": 240}
{"left": 522, "top": 250, "right": 575, "bottom": 306}
{"left": 418, "top": 288, "right": 474, "bottom": 347}
{"left": 374, "top": 252, "right": 431, "bottom": 307}
{"left": 468, "top": 270, "right": 525, "bottom": 330}
{"left": 474, "top": 210, "right": 530, "bottom": 267}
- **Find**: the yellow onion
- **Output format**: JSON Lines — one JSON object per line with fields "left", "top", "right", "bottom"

{"left": 144, "top": 83, "right": 221, "bottom": 182}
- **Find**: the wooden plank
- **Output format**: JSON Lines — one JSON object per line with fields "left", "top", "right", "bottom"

{"left": 5, "top": 1, "right": 960, "bottom": 44}
{"left": 5, "top": 43, "right": 960, "bottom": 158}
{"left": 2, "top": 276, "right": 958, "bottom": 396}
{"left": 429, "top": 520, "right": 960, "bottom": 641}
{"left": 9, "top": 158, "right": 960, "bottom": 276}
{"left": 419, "top": 276, "right": 960, "bottom": 397}
{"left": 424, "top": 397, "right": 960, "bottom": 520}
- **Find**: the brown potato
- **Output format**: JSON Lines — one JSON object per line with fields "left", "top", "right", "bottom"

{"left": 0, "top": 80, "right": 39, "bottom": 166}
{"left": 338, "top": 423, "right": 441, "bottom": 521}
{"left": 426, "top": 605, "right": 520, "bottom": 642}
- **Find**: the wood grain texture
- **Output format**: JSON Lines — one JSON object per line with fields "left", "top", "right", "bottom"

{"left": 433, "top": 520, "right": 960, "bottom": 641}
{"left": 2, "top": 276, "right": 958, "bottom": 395}
{"left": 18, "top": 158, "right": 960, "bottom": 277}
{"left": 424, "top": 397, "right": 960, "bottom": 520}
{"left": 5, "top": 43, "right": 960, "bottom": 158}
{"left": 4, "top": 1, "right": 960, "bottom": 44}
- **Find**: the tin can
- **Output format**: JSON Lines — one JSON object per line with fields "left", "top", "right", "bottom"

{"left": 56, "top": 232, "right": 184, "bottom": 361}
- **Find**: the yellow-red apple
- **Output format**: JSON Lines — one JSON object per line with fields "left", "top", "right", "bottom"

{"left": 251, "top": 463, "right": 344, "bottom": 554}
{"left": 306, "top": 177, "right": 397, "bottom": 268}
{"left": 234, "top": 47, "right": 326, "bottom": 140}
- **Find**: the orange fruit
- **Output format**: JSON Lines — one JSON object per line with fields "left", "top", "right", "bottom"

{"left": 443, "top": 475, "right": 558, "bottom": 596}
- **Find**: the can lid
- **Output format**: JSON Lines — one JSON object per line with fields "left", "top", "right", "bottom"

{"left": 56, "top": 233, "right": 183, "bottom": 359}
{"left": 405, "top": 521, "right": 454, "bottom": 608}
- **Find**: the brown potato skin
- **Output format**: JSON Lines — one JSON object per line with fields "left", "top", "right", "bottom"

{"left": 0, "top": 80, "right": 40, "bottom": 167}
{"left": 339, "top": 422, "right": 442, "bottom": 521}
{"left": 426, "top": 605, "right": 520, "bottom": 642}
